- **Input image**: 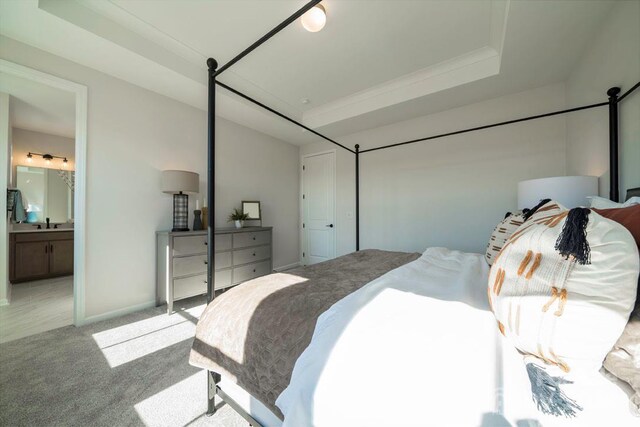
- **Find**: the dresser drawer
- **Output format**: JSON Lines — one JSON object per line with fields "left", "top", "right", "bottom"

{"left": 233, "top": 231, "right": 270, "bottom": 248}
{"left": 215, "top": 251, "right": 232, "bottom": 270}
{"left": 173, "top": 255, "right": 207, "bottom": 278}
{"left": 233, "top": 245, "right": 271, "bottom": 266}
{"left": 233, "top": 260, "right": 271, "bottom": 284}
{"left": 215, "top": 234, "right": 232, "bottom": 251}
{"left": 173, "top": 235, "right": 207, "bottom": 256}
{"left": 215, "top": 269, "right": 232, "bottom": 290}
{"left": 173, "top": 274, "right": 207, "bottom": 300}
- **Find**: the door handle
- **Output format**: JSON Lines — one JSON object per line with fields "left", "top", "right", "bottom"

{"left": 326, "top": 224, "right": 334, "bottom": 228}
{"left": 50, "top": 243, "right": 53, "bottom": 253}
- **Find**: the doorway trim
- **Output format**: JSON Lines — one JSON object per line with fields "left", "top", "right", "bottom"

{"left": 300, "top": 149, "right": 337, "bottom": 266}
{"left": 0, "top": 59, "right": 88, "bottom": 326}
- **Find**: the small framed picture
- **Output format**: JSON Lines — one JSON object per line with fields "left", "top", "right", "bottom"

{"left": 242, "top": 201, "right": 261, "bottom": 220}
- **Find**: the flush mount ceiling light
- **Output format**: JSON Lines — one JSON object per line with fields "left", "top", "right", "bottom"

{"left": 301, "top": 4, "right": 326, "bottom": 32}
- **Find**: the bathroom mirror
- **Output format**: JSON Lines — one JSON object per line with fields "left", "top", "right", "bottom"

{"left": 242, "top": 201, "right": 261, "bottom": 220}
{"left": 15, "top": 166, "right": 74, "bottom": 223}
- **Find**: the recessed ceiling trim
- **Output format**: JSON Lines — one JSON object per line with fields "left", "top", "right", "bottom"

{"left": 303, "top": 47, "right": 502, "bottom": 129}
{"left": 302, "top": 0, "right": 510, "bottom": 129}
{"left": 39, "top": 0, "right": 303, "bottom": 122}
{"left": 39, "top": 0, "right": 205, "bottom": 84}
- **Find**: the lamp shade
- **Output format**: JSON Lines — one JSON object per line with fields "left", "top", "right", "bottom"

{"left": 161, "top": 170, "right": 199, "bottom": 194}
{"left": 517, "top": 176, "right": 598, "bottom": 209}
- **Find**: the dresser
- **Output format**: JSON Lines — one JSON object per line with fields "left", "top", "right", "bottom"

{"left": 156, "top": 227, "right": 273, "bottom": 314}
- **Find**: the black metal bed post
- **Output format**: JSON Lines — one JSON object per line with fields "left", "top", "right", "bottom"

{"left": 206, "top": 57, "right": 221, "bottom": 417}
{"left": 607, "top": 87, "right": 620, "bottom": 202}
{"left": 206, "top": 57, "right": 217, "bottom": 303}
{"left": 355, "top": 144, "right": 360, "bottom": 251}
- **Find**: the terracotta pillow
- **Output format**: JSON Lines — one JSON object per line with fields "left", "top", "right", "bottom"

{"left": 593, "top": 205, "right": 640, "bottom": 249}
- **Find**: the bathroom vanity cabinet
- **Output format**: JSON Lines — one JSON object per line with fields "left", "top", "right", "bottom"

{"left": 9, "top": 231, "right": 74, "bottom": 283}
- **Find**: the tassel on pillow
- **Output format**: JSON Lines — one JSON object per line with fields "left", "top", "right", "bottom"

{"left": 526, "top": 362, "right": 583, "bottom": 418}
{"left": 555, "top": 208, "right": 591, "bottom": 265}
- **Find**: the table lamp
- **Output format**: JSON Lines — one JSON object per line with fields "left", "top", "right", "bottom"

{"left": 517, "top": 176, "right": 598, "bottom": 209}
{"left": 161, "top": 170, "right": 199, "bottom": 231}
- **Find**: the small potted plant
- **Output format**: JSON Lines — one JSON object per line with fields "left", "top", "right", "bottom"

{"left": 228, "top": 208, "right": 249, "bottom": 229}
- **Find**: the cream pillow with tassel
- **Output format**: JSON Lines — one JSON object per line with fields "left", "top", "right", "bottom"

{"left": 488, "top": 201, "right": 639, "bottom": 417}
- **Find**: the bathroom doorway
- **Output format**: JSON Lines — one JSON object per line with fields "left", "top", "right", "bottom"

{"left": 0, "top": 60, "right": 87, "bottom": 342}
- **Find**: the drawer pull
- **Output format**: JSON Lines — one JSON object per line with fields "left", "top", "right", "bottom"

{"left": 252, "top": 253, "right": 256, "bottom": 256}
{"left": 253, "top": 269, "right": 256, "bottom": 272}
{"left": 204, "top": 260, "right": 208, "bottom": 264}
{"left": 204, "top": 241, "right": 208, "bottom": 245}
{"left": 252, "top": 237, "right": 256, "bottom": 240}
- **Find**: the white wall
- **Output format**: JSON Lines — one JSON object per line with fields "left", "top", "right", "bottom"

{"left": 0, "top": 92, "right": 11, "bottom": 304}
{"left": 215, "top": 117, "right": 300, "bottom": 268}
{"left": 302, "top": 83, "right": 567, "bottom": 255}
{"left": 0, "top": 36, "right": 300, "bottom": 320}
{"left": 566, "top": 1, "right": 640, "bottom": 199}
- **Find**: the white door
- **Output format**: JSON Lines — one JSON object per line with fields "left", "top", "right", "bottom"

{"left": 302, "top": 151, "right": 336, "bottom": 265}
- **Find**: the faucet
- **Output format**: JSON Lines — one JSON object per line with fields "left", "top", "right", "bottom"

{"left": 46, "top": 217, "right": 50, "bottom": 229}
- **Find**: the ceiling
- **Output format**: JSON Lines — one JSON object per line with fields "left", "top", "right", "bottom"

{"left": 0, "top": 71, "right": 76, "bottom": 138}
{"left": 0, "top": 0, "right": 615, "bottom": 145}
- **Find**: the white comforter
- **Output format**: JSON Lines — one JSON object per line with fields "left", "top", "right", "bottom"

{"left": 276, "top": 247, "right": 637, "bottom": 427}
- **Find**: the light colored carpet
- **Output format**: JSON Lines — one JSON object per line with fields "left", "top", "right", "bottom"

{"left": 0, "top": 296, "right": 248, "bottom": 427}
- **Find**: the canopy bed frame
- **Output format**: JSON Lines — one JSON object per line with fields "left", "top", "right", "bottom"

{"left": 203, "top": 1, "right": 640, "bottom": 424}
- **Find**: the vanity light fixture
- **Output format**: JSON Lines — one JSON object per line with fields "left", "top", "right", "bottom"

{"left": 301, "top": 3, "right": 326, "bottom": 32}
{"left": 26, "top": 152, "right": 70, "bottom": 168}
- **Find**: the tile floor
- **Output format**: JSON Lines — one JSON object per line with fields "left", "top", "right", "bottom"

{"left": 0, "top": 276, "right": 73, "bottom": 344}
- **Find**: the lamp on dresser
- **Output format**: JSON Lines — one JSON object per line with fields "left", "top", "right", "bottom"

{"left": 161, "top": 170, "right": 199, "bottom": 232}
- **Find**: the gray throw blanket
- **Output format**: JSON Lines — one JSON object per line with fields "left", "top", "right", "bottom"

{"left": 190, "top": 249, "right": 419, "bottom": 418}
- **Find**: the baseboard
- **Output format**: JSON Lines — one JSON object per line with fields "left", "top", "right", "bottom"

{"left": 273, "top": 262, "right": 300, "bottom": 272}
{"left": 0, "top": 298, "right": 8, "bottom": 306}
{"left": 81, "top": 300, "right": 156, "bottom": 326}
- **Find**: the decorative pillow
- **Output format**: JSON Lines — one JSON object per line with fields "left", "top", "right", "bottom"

{"left": 485, "top": 200, "right": 560, "bottom": 266}
{"left": 588, "top": 195, "right": 640, "bottom": 209}
{"left": 485, "top": 211, "right": 526, "bottom": 266}
{"left": 603, "top": 308, "right": 640, "bottom": 416}
{"left": 488, "top": 201, "right": 639, "bottom": 417}
{"left": 593, "top": 205, "right": 640, "bottom": 250}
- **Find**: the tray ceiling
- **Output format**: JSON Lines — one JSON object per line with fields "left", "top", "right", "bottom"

{"left": 0, "top": 0, "right": 615, "bottom": 145}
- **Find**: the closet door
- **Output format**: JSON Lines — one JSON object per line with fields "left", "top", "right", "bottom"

{"left": 302, "top": 151, "right": 336, "bottom": 265}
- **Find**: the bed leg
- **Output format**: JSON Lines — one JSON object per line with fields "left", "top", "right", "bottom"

{"left": 207, "top": 370, "right": 221, "bottom": 416}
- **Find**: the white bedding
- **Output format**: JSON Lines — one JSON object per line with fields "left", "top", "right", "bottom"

{"left": 275, "top": 247, "right": 638, "bottom": 426}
